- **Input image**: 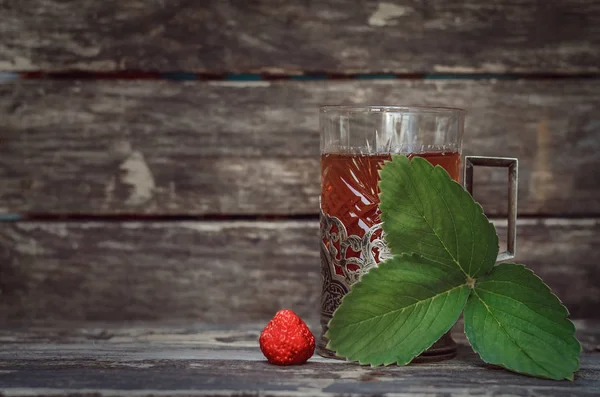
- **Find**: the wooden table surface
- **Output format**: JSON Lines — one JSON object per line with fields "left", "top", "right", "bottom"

{"left": 1, "top": 321, "right": 599, "bottom": 397}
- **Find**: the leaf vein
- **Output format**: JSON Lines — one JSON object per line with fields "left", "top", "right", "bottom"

{"left": 338, "top": 284, "right": 467, "bottom": 329}
{"left": 475, "top": 287, "right": 567, "bottom": 317}
{"left": 425, "top": 169, "right": 461, "bottom": 267}
{"left": 471, "top": 289, "right": 554, "bottom": 377}
{"left": 391, "top": 165, "right": 459, "bottom": 269}
{"left": 478, "top": 280, "right": 558, "bottom": 301}
{"left": 404, "top": 164, "right": 467, "bottom": 276}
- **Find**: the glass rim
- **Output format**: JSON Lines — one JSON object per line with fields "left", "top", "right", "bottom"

{"left": 319, "top": 105, "right": 465, "bottom": 114}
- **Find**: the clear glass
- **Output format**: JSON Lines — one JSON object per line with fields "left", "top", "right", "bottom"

{"left": 320, "top": 105, "right": 464, "bottom": 155}
{"left": 318, "top": 105, "right": 465, "bottom": 361}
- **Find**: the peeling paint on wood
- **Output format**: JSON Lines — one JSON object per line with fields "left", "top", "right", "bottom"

{"left": 368, "top": 2, "right": 409, "bottom": 26}
{"left": 1, "top": 79, "right": 599, "bottom": 216}
{"left": 1, "top": 0, "right": 599, "bottom": 73}
{"left": 104, "top": 141, "right": 157, "bottom": 207}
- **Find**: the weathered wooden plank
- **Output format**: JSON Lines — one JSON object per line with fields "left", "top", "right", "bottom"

{"left": 1, "top": 0, "right": 599, "bottom": 73}
{"left": 1, "top": 79, "right": 599, "bottom": 215}
{"left": 1, "top": 320, "right": 598, "bottom": 352}
{"left": 0, "top": 220, "right": 321, "bottom": 323}
{"left": 0, "top": 218, "right": 598, "bottom": 323}
{"left": 0, "top": 325, "right": 599, "bottom": 397}
{"left": 0, "top": 349, "right": 596, "bottom": 397}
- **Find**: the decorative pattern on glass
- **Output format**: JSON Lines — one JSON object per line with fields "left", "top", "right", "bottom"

{"left": 319, "top": 210, "right": 392, "bottom": 319}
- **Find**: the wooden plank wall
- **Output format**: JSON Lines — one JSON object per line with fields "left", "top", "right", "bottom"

{"left": 0, "top": 1, "right": 599, "bottom": 323}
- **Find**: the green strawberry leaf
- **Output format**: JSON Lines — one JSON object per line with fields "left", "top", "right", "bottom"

{"left": 464, "top": 263, "right": 581, "bottom": 380}
{"left": 327, "top": 154, "right": 580, "bottom": 379}
{"left": 326, "top": 254, "right": 470, "bottom": 365}
{"left": 379, "top": 155, "right": 498, "bottom": 279}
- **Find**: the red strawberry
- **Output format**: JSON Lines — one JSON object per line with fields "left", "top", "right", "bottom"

{"left": 259, "top": 309, "right": 315, "bottom": 365}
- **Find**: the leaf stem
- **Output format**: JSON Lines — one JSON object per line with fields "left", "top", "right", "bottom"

{"left": 467, "top": 277, "right": 476, "bottom": 289}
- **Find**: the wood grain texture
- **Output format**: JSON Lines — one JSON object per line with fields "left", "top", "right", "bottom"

{"left": 0, "top": 348, "right": 597, "bottom": 397}
{"left": 1, "top": 320, "right": 598, "bottom": 352}
{"left": 1, "top": 79, "right": 599, "bottom": 216}
{"left": 0, "top": 220, "right": 322, "bottom": 323}
{"left": 1, "top": 0, "right": 599, "bottom": 73}
{"left": 0, "top": 325, "right": 599, "bottom": 397}
{"left": 1, "top": 219, "right": 598, "bottom": 323}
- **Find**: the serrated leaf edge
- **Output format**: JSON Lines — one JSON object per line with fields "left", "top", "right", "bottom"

{"left": 327, "top": 286, "right": 469, "bottom": 367}
{"left": 464, "top": 264, "right": 581, "bottom": 381}
{"left": 327, "top": 155, "right": 581, "bottom": 380}
{"left": 325, "top": 254, "right": 470, "bottom": 366}
{"left": 378, "top": 155, "right": 498, "bottom": 279}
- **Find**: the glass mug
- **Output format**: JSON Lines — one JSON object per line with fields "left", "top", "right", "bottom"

{"left": 318, "top": 106, "right": 518, "bottom": 360}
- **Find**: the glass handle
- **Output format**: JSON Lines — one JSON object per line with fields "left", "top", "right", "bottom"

{"left": 464, "top": 156, "right": 518, "bottom": 262}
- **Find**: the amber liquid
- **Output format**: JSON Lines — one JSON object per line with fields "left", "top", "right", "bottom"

{"left": 321, "top": 152, "right": 460, "bottom": 274}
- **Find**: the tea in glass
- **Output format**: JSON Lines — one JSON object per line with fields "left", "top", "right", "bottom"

{"left": 319, "top": 106, "right": 464, "bottom": 360}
